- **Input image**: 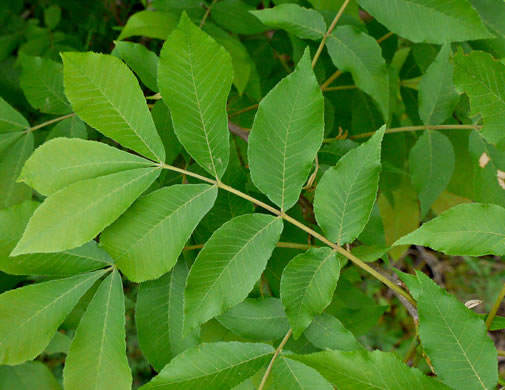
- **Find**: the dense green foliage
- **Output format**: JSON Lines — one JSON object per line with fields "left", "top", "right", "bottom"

{"left": 1, "top": 0, "right": 505, "bottom": 389}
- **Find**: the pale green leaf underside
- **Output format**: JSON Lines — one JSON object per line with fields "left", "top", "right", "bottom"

{"left": 140, "top": 342, "right": 274, "bottom": 390}
{"left": 62, "top": 52, "right": 165, "bottom": 162}
{"left": 314, "top": 126, "right": 385, "bottom": 245}
{"left": 250, "top": 4, "right": 326, "bottom": 40}
{"left": 292, "top": 349, "right": 452, "bottom": 390}
{"left": 0, "top": 96, "right": 28, "bottom": 133}
{"left": 1, "top": 240, "right": 112, "bottom": 276}
{"left": 418, "top": 43, "right": 459, "bottom": 125}
{"left": 304, "top": 313, "right": 362, "bottom": 352}
{"left": 273, "top": 357, "right": 333, "bottom": 390}
{"left": 136, "top": 261, "right": 200, "bottom": 372}
{"left": 248, "top": 49, "right": 324, "bottom": 211}
{"left": 0, "top": 132, "right": 33, "bottom": 209}
{"left": 409, "top": 130, "right": 454, "bottom": 217}
{"left": 395, "top": 203, "right": 505, "bottom": 256}
{"left": 0, "top": 270, "right": 104, "bottom": 365}
{"left": 453, "top": 50, "right": 505, "bottom": 150}
{"left": 12, "top": 167, "right": 160, "bottom": 256}
{"left": 184, "top": 214, "right": 283, "bottom": 332}
{"left": 281, "top": 247, "right": 340, "bottom": 338}
{"left": 217, "top": 297, "right": 290, "bottom": 341}
{"left": 19, "top": 138, "right": 152, "bottom": 196}
{"left": 101, "top": 184, "right": 217, "bottom": 282}
{"left": 158, "top": 13, "right": 232, "bottom": 178}
{"left": 325, "top": 26, "right": 389, "bottom": 120}
{"left": 358, "top": 0, "right": 492, "bottom": 44}
{"left": 19, "top": 55, "right": 71, "bottom": 115}
{"left": 416, "top": 272, "right": 498, "bottom": 390}
{"left": 64, "top": 271, "right": 132, "bottom": 390}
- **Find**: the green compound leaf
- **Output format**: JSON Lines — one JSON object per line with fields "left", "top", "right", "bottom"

{"left": 0, "top": 270, "right": 105, "bottom": 365}
{"left": 114, "top": 41, "right": 159, "bottom": 92}
{"left": 0, "top": 132, "right": 33, "bottom": 209}
{"left": 304, "top": 313, "right": 362, "bottom": 352}
{"left": 19, "top": 138, "right": 152, "bottom": 196}
{"left": 409, "top": 130, "right": 455, "bottom": 217}
{"left": 0, "top": 96, "right": 29, "bottom": 133}
{"left": 1, "top": 240, "right": 112, "bottom": 276}
{"left": 64, "top": 270, "right": 132, "bottom": 390}
{"left": 314, "top": 126, "right": 385, "bottom": 245}
{"left": 291, "top": 349, "right": 453, "bottom": 390}
{"left": 453, "top": 50, "right": 505, "bottom": 150}
{"left": 12, "top": 167, "right": 160, "bottom": 256}
{"left": 158, "top": 12, "right": 232, "bottom": 178}
{"left": 280, "top": 247, "right": 340, "bottom": 338}
{"left": 250, "top": 4, "right": 326, "bottom": 40}
{"left": 248, "top": 49, "right": 324, "bottom": 212}
{"left": 140, "top": 342, "right": 274, "bottom": 390}
{"left": 184, "top": 214, "right": 283, "bottom": 332}
{"left": 217, "top": 297, "right": 290, "bottom": 341}
{"left": 62, "top": 52, "right": 165, "bottom": 162}
{"left": 273, "top": 357, "right": 333, "bottom": 390}
{"left": 136, "top": 261, "right": 200, "bottom": 372}
{"left": 358, "top": 0, "right": 492, "bottom": 44}
{"left": 101, "top": 184, "right": 217, "bottom": 282}
{"left": 19, "top": 55, "right": 71, "bottom": 114}
{"left": 416, "top": 272, "right": 498, "bottom": 390}
{"left": 395, "top": 203, "right": 505, "bottom": 256}
{"left": 418, "top": 43, "right": 459, "bottom": 125}
{"left": 325, "top": 26, "right": 389, "bottom": 120}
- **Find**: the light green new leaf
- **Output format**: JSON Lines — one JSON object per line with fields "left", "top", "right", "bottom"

{"left": 0, "top": 96, "right": 28, "bottom": 133}
{"left": 248, "top": 49, "right": 324, "bottom": 211}
{"left": 46, "top": 115, "right": 88, "bottom": 140}
{"left": 418, "top": 43, "right": 459, "bottom": 125}
{"left": 0, "top": 361, "right": 62, "bottom": 390}
{"left": 12, "top": 167, "right": 160, "bottom": 256}
{"left": 326, "top": 26, "right": 389, "bottom": 120}
{"left": 409, "top": 131, "right": 455, "bottom": 217}
{"left": 280, "top": 248, "right": 340, "bottom": 338}
{"left": 158, "top": 13, "right": 232, "bottom": 178}
{"left": 395, "top": 203, "right": 505, "bottom": 256}
{"left": 64, "top": 271, "right": 132, "bottom": 390}
{"left": 250, "top": 4, "right": 326, "bottom": 40}
{"left": 117, "top": 10, "right": 179, "bottom": 40}
{"left": 314, "top": 126, "right": 385, "bottom": 245}
{"left": 19, "top": 138, "right": 152, "bottom": 196}
{"left": 273, "top": 357, "right": 333, "bottom": 390}
{"left": 114, "top": 41, "right": 159, "bottom": 92}
{"left": 358, "top": 0, "right": 492, "bottom": 44}
{"left": 217, "top": 297, "right": 290, "bottom": 341}
{"left": 101, "top": 184, "right": 217, "bottom": 282}
{"left": 62, "top": 52, "right": 165, "bottom": 162}
{"left": 19, "top": 56, "right": 71, "bottom": 114}
{"left": 0, "top": 132, "right": 33, "bottom": 209}
{"left": 292, "top": 349, "right": 452, "bottom": 390}
{"left": 2, "top": 240, "right": 112, "bottom": 276}
{"left": 453, "top": 50, "right": 505, "bottom": 150}
{"left": 416, "top": 272, "right": 498, "bottom": 390}
{"left": 184, "top": 214, "right": 283, "bottom": 331}
{"left": 136, "top": 261, "right": 199, "bottom": 372}
{"left": 304, "top": 313, "right": 362, "bottom": 351}
{"left": 0, "top": 270, "right": 105, "bottom": 365}
{"left": 140, "top": 342, "right": 273, "bottom": 390}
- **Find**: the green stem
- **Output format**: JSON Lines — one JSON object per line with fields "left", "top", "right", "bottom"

{"left": 158, "top": 164, "right": 416, "bottom": 307}
{"left": 200, "top": 0, "right": 219, "bottom": 28}
{"left": 311, "top": 0, "right": 350, "bottom": 69}
{"left": 25, "top": 113, "right": 75, "bottom": 133}
{"left": 486, "top": 282, "right": 505, "bottom": 329}
{"left": 258, "top": 329, "right": 293, "bottom": 390}
{"left": 323, "top": 84, "right": 357, "bottom": 92}
{"left": 498, "top": 350, "right": 505, "bottom": 357}
{"left": 403, "top": 337, "right": 419, "bottom": 363}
